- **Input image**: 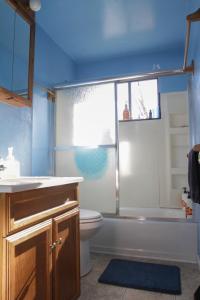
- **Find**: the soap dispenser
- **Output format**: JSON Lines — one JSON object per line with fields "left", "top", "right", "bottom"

{"left": 4, "top": 147, "right": 20, "bottom": 179}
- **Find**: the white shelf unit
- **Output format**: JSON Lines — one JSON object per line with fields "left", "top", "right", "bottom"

{"left": 169, "top": 127, "right": 189, "bottom": 135}
{"left": 171, "top": 168, "right": 187, "bottom": 175}
{"left": 163, "top": 92, "right": 189, "bottom": 209}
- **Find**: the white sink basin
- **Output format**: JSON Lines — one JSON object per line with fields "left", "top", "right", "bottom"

{"left": 0, "top": 176, "right": 50, "bottom": 183}
{"left": 0, "top": 176, "right": 83, "bottom": 193}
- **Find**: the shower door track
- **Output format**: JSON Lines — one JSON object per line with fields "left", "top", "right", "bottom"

{"left": 101, "top": 213, "right": 195, "bottom": 223}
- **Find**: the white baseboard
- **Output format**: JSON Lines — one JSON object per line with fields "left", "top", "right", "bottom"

{"left": 91, "top": 245, "right": 197, "bottom": 264}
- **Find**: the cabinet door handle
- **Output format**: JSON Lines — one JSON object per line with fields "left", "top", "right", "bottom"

{"left": 56, "top": 238, "right": 62, "bottom": 245}
{"left": 50, "top": 242, "right": 56, "bottom": 250}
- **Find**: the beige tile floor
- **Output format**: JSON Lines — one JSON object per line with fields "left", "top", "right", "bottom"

{"left": 79, "top": 253, "right": 200, "bottom": 300}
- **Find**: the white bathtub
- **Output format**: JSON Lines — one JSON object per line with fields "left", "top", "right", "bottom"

{"left": 91, "top": 217, "right": 198, "bottom": 263}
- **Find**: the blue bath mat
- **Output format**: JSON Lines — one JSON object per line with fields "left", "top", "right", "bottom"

{"left": 98, "top": 259, "right": 181, "bottom": 295}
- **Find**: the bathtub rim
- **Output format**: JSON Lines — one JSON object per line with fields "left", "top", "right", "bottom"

{"left": 102, "top": 213, "right": 196, "bottom": 223}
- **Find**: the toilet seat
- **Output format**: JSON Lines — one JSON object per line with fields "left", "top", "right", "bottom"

{"left": 80, "top": 209, "right": 103, "bottom": 224}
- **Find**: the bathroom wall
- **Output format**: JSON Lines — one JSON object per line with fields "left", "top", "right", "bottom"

{"left": 31, "top": 85, "right": 54, "bottom": 176}
{"left": 75, "top": 48, "right": 188, "bottom": 93}
{"left": 187, "top": 0, "right": 200, "bottom": 258}
{"left": 0, "top": 104, "right": 32, "bottom": 175}
{"left": 0, "top": 22, "right": 75, "bottom": 176}
{"left": 31, "top": 25, "right": 76, "bottom": 175}
{"left": 34, "top": 25, "right": 75, "bottom": 87}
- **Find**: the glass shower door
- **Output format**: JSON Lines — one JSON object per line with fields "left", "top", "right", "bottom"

{"left": 55, "top": 83, "right": 117, "bottom": 213}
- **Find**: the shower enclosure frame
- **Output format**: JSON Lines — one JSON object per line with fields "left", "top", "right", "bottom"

{"left": 53, "top": 71, "right": 192, "bottom": 223}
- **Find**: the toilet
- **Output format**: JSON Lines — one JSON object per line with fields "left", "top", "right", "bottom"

{"left": 80, "top": 209, "right": 103, "bottom": 277}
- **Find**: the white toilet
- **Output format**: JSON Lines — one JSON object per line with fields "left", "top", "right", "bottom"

{"left": 80, "top": 209, "right": 103, "bottom": 277}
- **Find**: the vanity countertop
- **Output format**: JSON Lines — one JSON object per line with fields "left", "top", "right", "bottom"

{"left": 0, "top": 176, "right": 83, "bottom": 193}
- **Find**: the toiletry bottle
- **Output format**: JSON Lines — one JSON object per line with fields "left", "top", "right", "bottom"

{"left": 123, "top": 104, "right": 130, "bottom": 120}
{"left": 4, "top": 147, "right": 20, "bottom": 179}
{"left": 149, "top": 109, "right": 152, "bottom": 119}
{"left": 181, "top": 187, "right": 187, "bottom": 209}
{"left": 186, "top": 192, "right": 193, "bottom": 219}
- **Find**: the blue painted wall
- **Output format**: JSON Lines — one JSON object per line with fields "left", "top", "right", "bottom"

{"left": 187, "top": 0, "right": 200, "bottom": 256}
{"left": 32, "top": 85, "right": 54, "bottom": 176}
{"left": 0, "top": 21, "right": 75, "bottom": 176}
{"left": 32, "top": 25, "right": 75, "bottom": 175}
{"left": 34, "top": 25, "right": 75, "bottom": 87}
{"left": 0, "top": 104, "right": 32, "bottom": 175}
{"left": 75, "top": 48, "right": 188, "bottom": 93}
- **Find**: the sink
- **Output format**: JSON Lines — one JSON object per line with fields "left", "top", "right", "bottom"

{"left": 0, "top": 176, "right": 50, "bottom": 184}
{"left": 0, "top": 176, "right": 83, "bottom": 193}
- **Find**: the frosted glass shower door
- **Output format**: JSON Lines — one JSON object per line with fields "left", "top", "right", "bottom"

{"left": 56, "top": 84, "right": 115, "bottom": 147}
{"left": 55, "top": 83, "right": 117, "bottom": 213}
{"left": 56, "top": 148, "right": 116, "bottom": 213}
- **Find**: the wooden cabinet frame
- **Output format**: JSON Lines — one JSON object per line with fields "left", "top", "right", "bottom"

{"left": 0, "top": 0, "right": 35, "bottom": 107}
{"left": 53, "top": 209, "right": 80, "bottom": 300}
{"left": 5, "top": 220, "right": 52, "bottom": 300}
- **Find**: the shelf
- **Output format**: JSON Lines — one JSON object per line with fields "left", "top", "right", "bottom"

{"left": 171, "top": 174, "right": 188, "bottom": 190}
{"left": 169, "top": 127, "right": 189, "bottom": 135}
{"left": 171, "top": 168, "right": 187, "bottom": 175}
{"left": 0, "top": 87, "right": 32, "bottom": 107}
{"left": 169, "top": 113, "right": 188, "bottom": 128}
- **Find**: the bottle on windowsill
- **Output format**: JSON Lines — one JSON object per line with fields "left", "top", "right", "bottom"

{"left": 149, "top": 109, "right": 153, "bottom": 119}
{"left": 123, "top": 104, "right": 130, "bottom": 120}
{"left": 181, "top": 187, "right": 188, "bottom": 209}
{"left": 186, "top": 192, "right": 193, "bottom": 219}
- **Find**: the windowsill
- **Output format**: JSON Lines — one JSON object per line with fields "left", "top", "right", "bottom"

{"left": 119, "top": 117, "right": 161, "bottom": 122}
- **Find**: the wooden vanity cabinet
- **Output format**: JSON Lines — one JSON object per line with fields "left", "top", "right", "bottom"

{"left": 53, "top": 210, "right": 80, "bottom": 300}
{"left": 5, "top": 220, "right": 52, "bottom": 300}
{"left": 0, "top": 183, "right": 80, "bottom": 300}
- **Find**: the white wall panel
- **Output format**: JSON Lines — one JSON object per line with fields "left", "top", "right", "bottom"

{"left": 119, "top": 120, "right": 167, "bottom": 209}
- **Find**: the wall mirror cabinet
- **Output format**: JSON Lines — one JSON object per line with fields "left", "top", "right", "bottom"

{"left": 0, "top": 0, "right": 35, "bottom": 107}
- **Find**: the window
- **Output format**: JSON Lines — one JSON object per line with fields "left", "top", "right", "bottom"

{"left": 117, "top": 79, "right": 160, "bottom": 121}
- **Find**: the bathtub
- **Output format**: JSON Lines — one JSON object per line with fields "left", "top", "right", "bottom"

{"left": 91, "top": 216, "right": 197, "bottom": 263}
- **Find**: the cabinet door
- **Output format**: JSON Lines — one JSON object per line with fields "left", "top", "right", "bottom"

{"left": 53, "top": 208, "right": 80, "bottom": 300}
{"left": 5, "top": 220, "right": 52, "bottom": 300}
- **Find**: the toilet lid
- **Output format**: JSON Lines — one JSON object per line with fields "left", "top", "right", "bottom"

{"left": 80, "top": 209, "right": 102, "bottom": 221}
